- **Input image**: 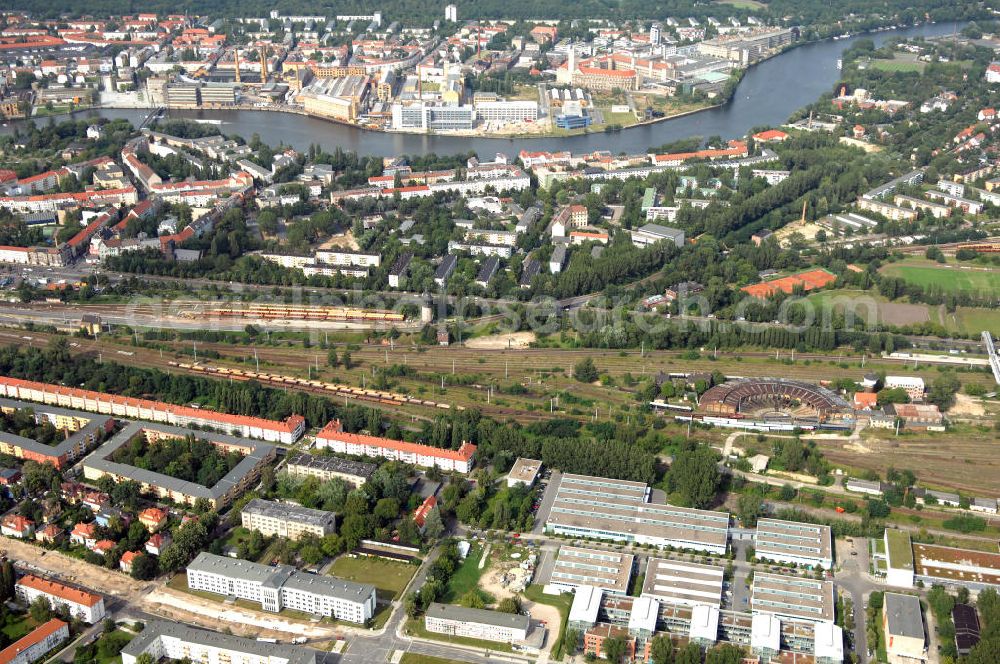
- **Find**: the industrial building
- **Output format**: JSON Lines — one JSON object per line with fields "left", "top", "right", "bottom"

{"left": 284, "top": 452, "right": 377, "bottom": 488}
{"left": 299, "top": 75, "right": 371, "bottom": 121}
{"left": 549, "top": 546, "right": 634, "bottom": 594}
{"left": 240, "top": 498, "right": 338, "bottom": 539}
{"left": 754, "top": 518, "right": 834, "bottom": 569}
{"left": 750, "top": 573, "right": 835, "bottom": 624}
{"left": 186, "top": 552, "right": 375, "bottom": 623}
{"left": 544, "top": 473, "right": 730, "bottom": 553}
{"left": 630, "top": 223, "right": 685, "bottom": 248}
{"left": 640, "top": 558, "right": 725, "bottom": 608}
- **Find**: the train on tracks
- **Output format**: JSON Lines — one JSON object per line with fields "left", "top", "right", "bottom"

{"left": 167, "top": 361, "right": 460, "bottom": 410}
{"left": 186, "top": 303, "right": 405, "bottom": 323}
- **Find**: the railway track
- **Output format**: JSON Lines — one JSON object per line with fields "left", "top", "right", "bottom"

{"left": 170, "top": 361, "right": 462, "bottom": 412}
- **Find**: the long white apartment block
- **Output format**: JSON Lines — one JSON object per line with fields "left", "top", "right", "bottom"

{"left": 186, "top": 552, "right": 375, "bottom": 623}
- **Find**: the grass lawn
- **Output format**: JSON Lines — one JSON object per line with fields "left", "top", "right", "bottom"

{"left": 880, "top": 259, "right": 1000, "bottom": 293}
{"left": 404, "top": 617, "right": 514, "bottom": 653}
{"left": 870, "top": 58, "right": 925, "bottom": 73}
{"left": 328, "top": 556, "right": 419, "bottom": 600}
{"left": 92, "top": 629, "right": 135, "bottom": 664}
{"left": 951, "top": 307, "right": 1000, "bottom": 335}
{"left": 443, "top": 544, "right": 488, "bottom": 602}
{"left": 523, "top": 584, "right": 573, "bottom": 659}
{"left": 400, "top": 655, "right": 465, "bottom": 664}
{"left": 1, "top": 613, "right": 37, "bottom": 641}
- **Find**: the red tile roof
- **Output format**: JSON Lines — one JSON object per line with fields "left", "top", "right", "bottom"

{"left": 17, "top": 575, "right": 101, "bottom": 607}
{"left": 0, "top": 619, "right": 67, "bottom": 664}
{"left": 317, "top": 420, "right": 476, "bottom": 463}
{"left": 0, "top": 376, "right": 304, "bottom": 435}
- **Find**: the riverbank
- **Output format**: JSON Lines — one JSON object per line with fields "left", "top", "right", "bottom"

{"left": 4, "top": 21, "right": 964, "bottom": 156}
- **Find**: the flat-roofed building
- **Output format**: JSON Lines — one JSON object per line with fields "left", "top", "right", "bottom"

{"left": 568, "top": 585, "right": 603, "bottom": 632}
{"left": 953, "top": 604, "right": 980, "bottom": 656}
{"left": 186, "top": 552, "right": 375, "bottom": 623}
{"left": 750, "top": 573, "right": 835, "bottom": 623}
{"left": 424, "top": 603, "right": 531, "bottom": 643}
{"left": 241, "top": 499, "right": 337, "bottom": 539}
{"left": 913, "top": 542, "right": 1000, "bottom": 591}
{"left": 284, "top": 452, "right": 376, "bottom": 488}
{"left": 640, "top": 558, "right": 724, "bottom": 607}
{"left": 885, "top": 376, "right": 925, "bottom": 401}
{"left": 549, "top": 546, "right": 633, "bottom": 594}
{"left": 15, "top": 576, "right": 105, "bottom": 624}
{"left": 814, "top": 621, "right": 845, "bottom": 664}
{"left": 754, "top": 518, "right": 833, "bottom": 569}
{"left": 688, "top": 604, "right": 720, "bottom": 645}
{"left": 544, "top": 473, "right": 730, "bottom": 554}
{"left": 751, "top": 613, "right": 781, "bottom": 660}
{"left": 121, "top": 621, "right": 316, "bottom": 664}
{"left": 883, "top": 593, "right": 926, "bottom": 663}
{"left": 884, "top": 529, "right": 915, "bottom": 588}
{"left": 506, "top": 458, "right": 542, "bottom": 488}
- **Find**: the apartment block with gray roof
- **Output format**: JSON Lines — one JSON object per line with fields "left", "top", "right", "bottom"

{"left": 121, "top": 620, "right": 317, "bottom": 664}
{"left": 241, "top": 498, "right": 337, "bottom": 539}
{"left": 186, "top": 552, "right": 375, "bottom": 623}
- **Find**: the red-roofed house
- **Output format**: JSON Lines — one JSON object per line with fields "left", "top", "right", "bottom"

{"left": 752, "top": 129, "right": 789, "bottom": 143}
{"left": 119, "top": 550, "right": 141, "bottom": 573}
{"left": 145, "top": 532, "right": 171, "bottom": 556}
{"left": 854, "top": 392, "right": 878, "bottom": 411}
{"left": 69, "top": 522, "right": 97, "bottom": 548}
{"left": 1, "top": 515, "right": 34, "bottom": 539}
{"left": 34, "top": 524, "right": 63, "bottom": 545}
{"left": 92, "top": 539, "right": 115, "bottom": 556}
{"left": 138, "top": 507, "right": 168, "bottom": 532}
{"left": 530, "top": 25, "right": 557, "bottom": 43}
{"left": 414, "top": 495, "right": 438, "bottom": 530}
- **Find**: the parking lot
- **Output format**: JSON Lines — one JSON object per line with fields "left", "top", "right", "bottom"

{"left": 530, "top": 469, "right": 560, "bottom": 535}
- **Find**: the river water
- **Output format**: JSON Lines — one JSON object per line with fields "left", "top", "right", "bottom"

{"left": 13, "top": 21, "right": 963, "bottom": 157}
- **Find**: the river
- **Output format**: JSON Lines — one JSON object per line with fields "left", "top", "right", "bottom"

{"left": 11, "top": 21, "right": 963, "bottom": 157}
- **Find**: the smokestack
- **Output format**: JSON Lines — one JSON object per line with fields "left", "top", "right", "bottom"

{"left": 234, "top": 48, "right": 241, "bottom": 84}
{"left": 261, "top": 46, "right": 268, "bottom": 82}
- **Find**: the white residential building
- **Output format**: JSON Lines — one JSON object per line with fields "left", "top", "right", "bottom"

{"left": 186, "top": 553, "right": 375, "bottom": 623}
{"left": 15, "top": 576, "right": 105, "bottom": 624}
{"left": 425, "top": 603, "right": 531, "bottom": 643}
{"left": 121, "top": 621, "right": 316, "bottom": 664}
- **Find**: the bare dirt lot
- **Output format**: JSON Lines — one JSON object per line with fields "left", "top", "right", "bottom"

{"left": 818, "top": 427, "right": 1000, "bottom": 495}
{"left": 876, "top": 302, "right": 930, "bottom": 326}
{"left": 465, "top": 331, "right": 536, "bottom": 350}
{"left": 318, "top": 231, "right": 360, "bottom": 251}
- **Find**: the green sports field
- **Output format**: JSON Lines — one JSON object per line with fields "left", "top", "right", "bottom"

{"left": 880, "top": 261, "right": 1000, "bottom": 293}
{"left": 870, "top": 59, "right": 925, "bottom": 73}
